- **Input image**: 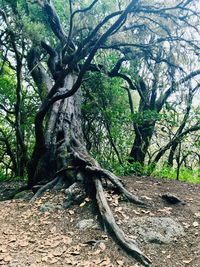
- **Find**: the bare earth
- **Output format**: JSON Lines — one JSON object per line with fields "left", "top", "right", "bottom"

{"left": 0, "top": 176, "right": 199, "bottom": 267}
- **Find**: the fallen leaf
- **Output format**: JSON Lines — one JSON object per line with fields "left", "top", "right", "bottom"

{"left": 132, "top": 210, "right": 140, "bottom": 215}
{"left": 51, "top": 241, "right": 60, "bottom": 248}
{"left": 68, "top": 210, "right": 74, "bottom": 215}
{"left": 99, "top": 242, "right": 106, "bottom": 251}
{"left": 158, "top": 207, "right": 172, "bottom": 214}
{"left": 193, "top": 221, "right": 199, "bottom": 227}
{"left": 182, "top": 259, "right": 192, "bottom": 264}
{"left": 79, "top": 201, "right": 86, "bottom": 207}
{"left": 117, "top": 260, "right": 124, "bottom": 265}
{"left": 18, "top": 241, "right": 29, "bottom": 247}
{"left": 141, "top": 210, "right": 150, "bottom": 214}
{"left": 49, "top": 258, "right": 58, "bottom": 264}
{"left": 182, "top": 222, "right": 190, "bottom": 229}
{"left": 53, "top": 248, "right": 64, "bottom": 256}
{"left": 141, "top": 195, "right": 152, "bottom": 200}
{"left": 100, "top": 257, "right": 111, "bottom": 266}
{"left": 3, "top": 255, "right": 12, "bottom": 262}
{"left": 50, "top": 226, "right": 57, "bottom": 233}
{"left": 93, "top": 249, "right": 101, "bottom": 255}
{"left": 194, "top": 212, "right": 200, "bottom": 218}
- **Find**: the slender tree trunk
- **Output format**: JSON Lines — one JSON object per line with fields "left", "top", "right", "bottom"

{"left": 129, "top": 122, "right": 155, "bottom": 165}
{"left": 167, "top": 141, "right": 179, "bottom": 167}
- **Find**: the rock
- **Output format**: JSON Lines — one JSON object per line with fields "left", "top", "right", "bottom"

{"left": 14, "top": 190, "right": 34, "bottom": 200}
{"left": 63, "top": 183, "right": 85, "bottom": 209}
{"left": 161, "top": 193, "right": 184, "bottom": 205}
{"left": 39, "top": 202, "right": 62, "bottom": 212}
{"left": 128, "top": 217, "right": 185, "bottom": 245}
{"left": 76, "top": 219, "right": 97, "bottom": 230}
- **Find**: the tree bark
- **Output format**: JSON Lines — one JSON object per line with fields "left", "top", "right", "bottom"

{"left": 129, "top": 122, "right": 155, "bottom": 165}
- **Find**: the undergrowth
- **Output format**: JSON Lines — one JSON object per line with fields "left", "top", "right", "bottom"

{"left": 152, "top": 166, "right": 200, "bottom": 184}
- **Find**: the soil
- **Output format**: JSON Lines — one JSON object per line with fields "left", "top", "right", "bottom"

{"left": 0, "top": 176, "right": 199, "bottom": 267}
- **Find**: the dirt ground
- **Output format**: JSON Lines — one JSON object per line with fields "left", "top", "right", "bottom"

{"left": 0, "top": 176, "right": 199, "bottom": 267}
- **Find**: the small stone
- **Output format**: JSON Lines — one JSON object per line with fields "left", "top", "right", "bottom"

{"left": 76, "top": 219, "right": 96, "bottom": 230}
{"left": 39, "top": 202, "right": 57, "bottom": 212}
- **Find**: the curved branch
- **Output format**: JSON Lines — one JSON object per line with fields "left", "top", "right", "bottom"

{"left": 156, "top": 70, "right": 200, "bottom": 111}
{"left": 67, "top": 0, "right": 99, "bottom": 46}
{"left": 43, "top": 0, "right": 67, "bottom": 43}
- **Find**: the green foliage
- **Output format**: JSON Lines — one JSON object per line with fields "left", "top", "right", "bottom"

{"left": 82, "top": 72, "right": 135, "bottom": 166}
{"left": 0, "top": 171, "right": 8, "bottom": 181}
{"left": 153, "top": 166, "right": 200, "bottom": 184}
{"left": 131, "top": 110, "right": 163, "bottom": 125}
{"left": 0, "top": 63, "right": 16, "bottom": 104}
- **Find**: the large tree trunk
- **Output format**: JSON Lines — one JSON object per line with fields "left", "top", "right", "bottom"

{"left": 28, "top": 74, "right": 83, "bottom": 187}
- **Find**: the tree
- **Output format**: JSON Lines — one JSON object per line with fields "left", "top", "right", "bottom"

{"left": 99, "top": 0, "right": 200, "bottom": 166}
{"left": 1, "top": 0, "right": 200, "bottom": 265}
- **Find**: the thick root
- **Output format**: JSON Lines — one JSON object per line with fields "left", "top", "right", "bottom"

{"left": 94, "top": 178, "right": 152, "bottom": 267}
{"left": 69, "top": 145, "right": 145, "bottom": 205}
{"left": 29, "top": 177, "right": 60, "bottom": 203}
{"left": 87, "top": 166, "right": 145, "bottom": 206}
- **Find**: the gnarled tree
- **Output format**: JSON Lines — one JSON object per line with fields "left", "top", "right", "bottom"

{"left": 1, "top": 0, "right": 200, "bottom": 265}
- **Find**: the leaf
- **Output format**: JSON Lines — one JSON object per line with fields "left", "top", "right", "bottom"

{"left": 50, "top": 226, "right": 57, "bottom": 233}
{"left": 85, "top": 197, "right": 91, "bottom": 202}
{"left": 51, "top": 241, "right": 60, "bottom": 248}
{"left": 93, "top": 249, "right": 101, "bottom": 255}
{"left": 53, "top": 248, "right": 64, "bottom": 256}
{"left": 101, "top": 234, "right": 108, "bottom": 240}
{"left": 158, "top": 207, "right": 172, "bottom": 214}
{"left": 182, "top": 222, "right": 190, "bottom": 229}
{"left": 141, "top": 195, "right": 152, "bottom": 200}
{"left": 117, "top": 260, "right": 124, "bottom": 265}
{"left": 99, "top": 242, "right": 106, "bottom": 251}
{"left": 19, "top": 241, "right": 29, "bottom": 247}
{"left": 68, "top": 210, "right": 74, "bottom": 215}
{"left": 182, "top": 259, "right": 192, "bottom": 264}
{"left": 4, "top": 255, "right": 12, "bottom": 262}
{"left": 49, "top": 258, "right": 59, "bottom": 264}
{"left": 132, "top": 209, "right": 140, "bottom": 215}
{"left": 194, "top": 212, "right": 200, "bottom": 218}
{"left": 100, "top": 257, "right": 111, "bottom": 266}
{"left": 141, "top": 210, "right": 150, "bottom": 214}
{"left": 79, "top": 201, "right": 86, "bottom": 207}
{"left": 192, "top": 221, "right": 199, "bottom": 227}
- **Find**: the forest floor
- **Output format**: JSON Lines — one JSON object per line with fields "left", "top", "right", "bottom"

{"left": 0, "top": 176, "right": 199, "bottom": 267}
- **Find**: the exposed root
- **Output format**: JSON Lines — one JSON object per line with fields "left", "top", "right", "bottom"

{"left": 29, "top": 176, "right": 60, "bottom": 203}
{"left": 94, "top": 178, "right": 152, "bottom": 267}
{"left": 69, "top": 145, "right": 145, "bottom": 205}
{"left": 86, "top": 166, "right": 145, "bottom": 206}
{"left": 29, "top": 142, "right": 150, "bottom": 266}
